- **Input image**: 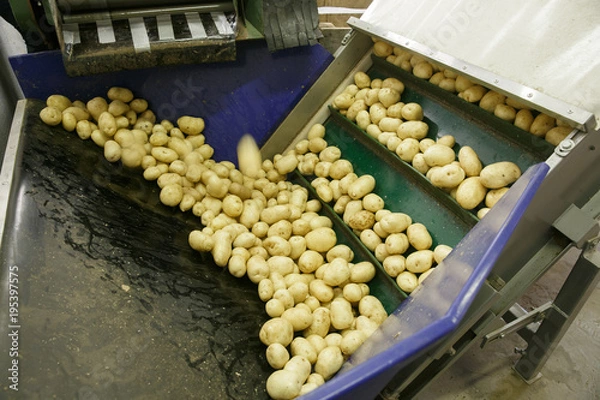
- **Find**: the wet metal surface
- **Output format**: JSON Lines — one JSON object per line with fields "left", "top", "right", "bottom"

{"left": 0, "top": 100, "right": 271, "bottom": 399}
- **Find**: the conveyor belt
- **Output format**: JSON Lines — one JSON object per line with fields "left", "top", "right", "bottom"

{"left": 0, "top": 100, "right": 272, "bottom": 399}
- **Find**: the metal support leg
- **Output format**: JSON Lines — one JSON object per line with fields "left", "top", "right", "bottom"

{"left": 513, "top": 240, "right": 600, "bottom": 381}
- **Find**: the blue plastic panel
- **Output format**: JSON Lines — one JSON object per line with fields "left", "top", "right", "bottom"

{"left": 300, "top": 162, "right": 549, "bottom": 400}
{"left": 9, "top": 40, "right": 333, "bottom": 164}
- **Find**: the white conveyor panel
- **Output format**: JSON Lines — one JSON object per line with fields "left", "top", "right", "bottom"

{"left": 361, "top": 0, "right": 600, "bottom": 129}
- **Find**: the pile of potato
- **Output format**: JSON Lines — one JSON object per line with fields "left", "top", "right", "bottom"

{"left": 332, "top": 71, "right": 523, "bottom": 218}
{"left": 371, "top": 39, "right": 573, "bottom": 146}
{"left": 289, "top": 124, "right": 453, "bottom": 293}
{"left": 40, "top": 89, "right": 436, "bottom": 399}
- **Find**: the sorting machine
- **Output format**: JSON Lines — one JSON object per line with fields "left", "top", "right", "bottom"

{"left": 1, "top": 0, "right": 599, "bottom": 398}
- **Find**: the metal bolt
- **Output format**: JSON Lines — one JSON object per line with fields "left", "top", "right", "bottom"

{"left": 462, "top": 66, "right": 467, "bottom": 70}
{"left": 567, "top": 109, "right": 573, "bottom": 114}
{"left": 527, "top": 93, "right": 533, "bottom": 98}
{"left": 494, "top": 79, "right": 499, "bottom": 84}
{"left": 560, "top": 139, "right": 574, "bottom": 151}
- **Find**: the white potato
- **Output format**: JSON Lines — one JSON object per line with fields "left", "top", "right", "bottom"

{"left": 396, "top": 271, "right": 418, "bottom": 293}
{"left": 458, "top": 146, "right": 482, "bottom": 177}
{"left": 406, "top": 223, "right": 433, "bottom": 250}
{"left": 455, "top": 177, "right": 487, "bottom": 210}
{"left": 479, "top": 162, "right": 521, "bottom": 189}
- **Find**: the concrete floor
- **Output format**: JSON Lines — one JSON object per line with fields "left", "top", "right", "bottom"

{"left": 414, "top": 249, "right": 600, "bottom": 400}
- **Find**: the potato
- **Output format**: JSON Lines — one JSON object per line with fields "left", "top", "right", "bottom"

{"left": 429, "top": 71, "right": 444, "bottom": 86}
{"left": 406, "top": 223, "right": 433, "bottom": 250}
{"left": 423, "top": 144, "right": 455, "bottom": 167}
{"left": 76, "top": 120, "right": 94, "bottom": 140}
{"left": 485, "top": 187, "right": 509, "bottom": 208}
{"left": 98, "top": 111, "right": 117, "bottom": 137}
{"left": 379, "top": 212, "right": 412, "bottom": 234}
{"left": 314, "top": 346, "right": 344, "bottom": 380}
{"left": 477, "top": 207, "right": 490, "bottom": 219}
{"left": 305, "top": 227, "right": 337, "bottom": 253}
{"left": 514, "top": 109, "right": 534, "bottom": 131}
{"left": 436, "top": 135, "right": 456, "bottom": 148}
{"left": 397, "top": 121, "right": 429, "bottom": 140}
{"left": 369, "top": 102, "right": 388, "bottom": 125}
{"left": 107, "top": 86, "right": 134, "bottom": 103}
{"left": 438, "top": 78, "right": 456, "bottom": 92}
{"left": 479, "top": 91, "right": 506, "bottom": 112}
{"left": 266, "top": 369, "right": 303, "bottom": 400}
{"left": 395, "top": 138, "right": 420, "bottom": 162}
{"left": 177, "top": 115, "right": 205, "bottom": 135}
{"left": 385, "top": 233, "right": 410, "bottom": 255}
{"left": 103, "top": 140, "right": 122, "bottom": 162}
{"left": 396, "top": 271, "right": 418, "bottom": 293}
{"left": 455, "top": 177, "right": 487, "bottom": 210}
{"left": 324, "top": 245, "right": 352, "bottom": 264}
{"left": 61, "top": 112, "right": 77, "bottom": 132}
{"left": 378, "top": 88, "right": 401, "bottom": 108}
{"left": 321, "top": 258, "right": 350, "bottom": 287}
{"left": 365, "top": 124, "right": 382, "bottom": 140}
{"left": 282, "top": 306, "right": 314, "bottom": 331}
{"left": 545, "top": 126, "right": 572, "bottom": 146}
{"left": 347, "top": 175, "right": 376, "bottom": 199}
{"left": 430, "top": 164, "right": 465, "bottom": 189}
{"left": 413, "top": 62, "right": 433, "bottom": 79}
{"left": 360, "top": 229, "right": 382, "bottom": 251}
{"left": 358, "top": 295, "right": 387, "bottom": 324}
{"left": 401, "top": 103, "right": 423, "bottom": 121}
{"left": 39, "top": 106, "right": 62, "bottom": 126}
{"left": 306, "top": 123, "right": 326, "bottom": 140}
{"left": 329, "top": 297, "right": 354, "bottom": 330}
{"left": 266, "top": 298, "right": 285, "bottom": 317}
{"left": 458, "top": 146, "right": 482, "bottom": 177}
{"left": 107, "top": 99, "right": 129, "bottom": 117}
{"left": 494, "top": 104, "right": 517, "bottom": 122}
{"left": 412, "top": 153, "right": 429, "bottom": 174}
{"left": 45, "top": 94, "right": 71, "bottom": 112}
{"left": 373, "top": 40, "right": 393, "bottom": 57}
{"left": 346, "top": 100, "right": 368, "bottom": 122}
{"left": 350, "top": 261, "right": 376, "bottom": 283}
{"left": 303, "top": 307, "right": 331, "bottom": 338}
{"left": 382, "top": 77, "right": 404, "bottom": 94}
{"left": 364, "top": 89, "right": 381, "bottom": 107}
{"left": 354, "top": 71, "right": 371, "bottom": 89}
{"left": 479, "top": 161, "right": 521, "bottom": 189}
{"left": 418, "top": 268, "right": 435, "bottom": 284}
{"left": 459, "top": 85, "right": 487, "bottom": 103}
{"left": 333, "top": 92, "right": 354, "bottom": 109}
{"left": 62, "top": 106, "right": 90, "bottom": 122}
{"left": 378, "top": 132, "right": 395, "bottom": 146}
{"left": 362, "top": 193, "right": 384, "bottom": 212}
{"left": 505, "top": 97, "right": 531, "bottom": 110}
{"left": 530, "top": 113, "right": 555, "bottom": 137}
{"left": 341, "top": 283, "right": 364, "bottom": 303}
{"left": 379, "top": 117, "right": 402, "bottom": 133}
{"left": 455, "top": 75, "right": 475, "bottom": 92}
{"left": 343, "top": 84, "right": 359, "bottom": 96}
{"left": 348, "top": 210, "right": 375, "bottom": 230}
{"left": 266, "top": 343, "right": 290, "bottom": 369}
{"left": 290, "top": 339, "right": 317, "bottom": 368}
{"left": 383, "top": 255, "right": 406, "bottom": 277}
{"left": 340, "top": 330, "right": 367, "bottom": 356}
{"left": 433, "top": 244, "right": 452, "bottom": 264}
